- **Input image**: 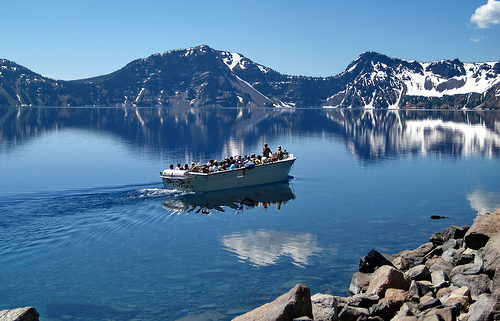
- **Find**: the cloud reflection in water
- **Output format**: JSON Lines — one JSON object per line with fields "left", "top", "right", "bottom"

{"left": 221, "top": 230, "right": 322, "bottom": 267}
{"left": 467, "top": 189, "right": 500, "bottom": 213}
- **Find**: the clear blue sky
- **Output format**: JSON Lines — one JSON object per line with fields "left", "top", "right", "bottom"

{"left": 2, "top": 0, "right": 499, "bottom": 80}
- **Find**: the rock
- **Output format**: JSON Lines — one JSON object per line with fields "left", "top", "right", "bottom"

{"left": 366, "top": 266, "right": 410, "bottom": 297}
{"left": 449, "top": 263, "right": 482, "bottom": 279}
{"left": 431, "top": 270, "right": 449, "bottom": 286}
{"left": 382, "top": 288, "right": 408, "bottom": 308}
{"left": 430, "top": 225, "right": 469, "bottom": 245}
{"left": 457, "top": 249, "right": 476, "bottom": 265}
{"left": 391, "top": 302, "right": 419, "bottom": 321}
{"left": 441, "top": 248, "right": 461, "bottom": 264}
{"left": 403, "top": 243, "right": 435, "bottom": 268}
{"left": 0, "top": 307, "right": 39, "bottom": 321}
{"left": 397, "top": 317, "right": 418, "bottom": 321}
{"left": 233, "top": 283, "right": 313, "bottom": 321}
{"left": 444, "top": 286, "right": 471, "bottom": 311}
{"left": 349, "top": 272, "right": 372, "bottom": 295}
{"left": 419, "top": 293, "right": 436, "bottom": 306}
{"left": 441, "top": 239, "right": 460, "bottom": 252}
{"left": 457, "top": 313, "right": 469, "bottom": 321}
{"left": 492, "top": 265, "right": 500, "bottom": 321}
{"left": 408, "top": 280, "right": 434, "bottom": 299}
{"left": 406, "top": 265, "right": 432, "bottom": 281}
{"left": 337, "top": 305, "right": 369, "bottom": 321}
{"left": 292, "top": 318, "right": 312, "bottom": 321}
{"left": 393, "top": 256, "right": 410, "bottom": 271}
{"left": 311, "top": 293, "right": 338, "bottom": 321}
{"left": 359, "top": 249, "right": 394, "bottom": 273}
{"left": 436, "top": 287, "right": 453, "bottom": 300}
{"left": 467, "top": 293, "right": 494, "bottom": 321}
{"left": 427, "top": 257, "right": 455, "bottom": 275}
{"left": 450, "top": 274, "right": 490, "bottom": 299}
{"left": 419, "top": 314, "right": 441, "bottom": 321}
{"left": 430, "top": 215, "right": 450, "bottom": 220}
{"left": 369, "top": 301, "right": 399, "bottom": 320}
{"left": 417, "top": 298, "right": 441, "bottom": 311}
{"left": 464, "top": 210, "right": 500, "bottom": 250}
{"left": 421, "top": 307, "right": 455, "bottom": 321}
{"left": 481, "top": 233, "right": 500, "bottom": 277}
{"left": 344, "top": 294, "right": 379, "bottom": 309}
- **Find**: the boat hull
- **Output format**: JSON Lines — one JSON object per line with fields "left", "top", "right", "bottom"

{"left": 161, "top": 157, "right": 295, "bottom": 192}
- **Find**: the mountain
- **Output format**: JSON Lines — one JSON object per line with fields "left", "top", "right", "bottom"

{"left": 1, "top": 45, "right": 499, "bottom": 109}
{"left": 327, "top": 52, "right": 500, "bottom": 109}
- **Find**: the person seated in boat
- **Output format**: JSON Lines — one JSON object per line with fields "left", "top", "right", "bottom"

{"left": 184, "top": 164, "right": 189, "bottom": 170}
{"left": 282, "top": 149, "right": 289, "bottom": 159}
{"left": 169, "top": 164, "right": 174, "bottom": 170}
{"left": 262, "top": 143, "right": 271, "bottom": 158}
{"left": 189, "top": 162, "right": 198, "bottom": 172}
{"left": 176, "top": 163, "right": 183, "bottom": 170}
{"left": 254, "top": 155, "right": 263, "bottom": 165}
{"left": 274, "top": 145, "right": 284, "bottom": 160}
{"left": 235, "top": 155, "right": 243, "bottom": 167}
{"left": 210, "top": 161, "right": 219, "bottom": 173}
{"left": 229, "top": 159, "right": 237, "bottom": 170}
{"left": 220, "top": 163, "right": 227, "bottom": 171}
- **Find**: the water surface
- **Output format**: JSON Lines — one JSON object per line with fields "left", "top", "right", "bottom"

{"left": 0, "top": 107, "right": 499, "bottom": 320}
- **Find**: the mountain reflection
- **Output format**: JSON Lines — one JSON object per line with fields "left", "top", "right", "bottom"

{"left": 162, "top": 182, "right": 295, "bottom": 214}
{"left": 221, "top": 230, "right": 322, "bottom": 267}
{"left": 0, "top": 107, "right": 498, "bottom": 163}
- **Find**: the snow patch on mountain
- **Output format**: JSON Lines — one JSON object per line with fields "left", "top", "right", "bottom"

{"left": 402, "top": 61, "right": 499, "bottom": 97}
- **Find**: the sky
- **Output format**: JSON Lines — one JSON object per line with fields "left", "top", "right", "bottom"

{"left": 1, "top": 0, "right": 499, "bottom": 80}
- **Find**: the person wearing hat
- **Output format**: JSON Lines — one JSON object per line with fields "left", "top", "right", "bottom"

{"left": 262, "top": 143, "right": 271, "bottom": 158}
{"left": 274, "top": 145, "right": 283, "bottom": 160}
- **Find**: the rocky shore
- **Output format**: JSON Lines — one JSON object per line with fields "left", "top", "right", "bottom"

{"left": 233, "top": 209, "right": 500, "bottom": 321}
{"left": 1, "top": 210, "right": 498, "bottom": 321}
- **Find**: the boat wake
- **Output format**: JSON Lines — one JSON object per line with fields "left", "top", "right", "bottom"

{"left": 0, "top": 183, "right": 189, "bottom": 261}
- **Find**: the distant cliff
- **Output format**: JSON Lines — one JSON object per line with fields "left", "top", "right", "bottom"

{"left": 1, "top": 45, "right": 499, "bottom": 109}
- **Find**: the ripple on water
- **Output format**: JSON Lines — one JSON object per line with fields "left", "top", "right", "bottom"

{"left": 0, "top": 184, "right": 187, "bottom": 261}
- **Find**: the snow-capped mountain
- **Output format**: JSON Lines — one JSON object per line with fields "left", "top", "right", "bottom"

{"left": 0, "top": 46, "right": 498, "bottom": 108}
{"left": 326, "top": 52, "right": 500, "bottom": 109}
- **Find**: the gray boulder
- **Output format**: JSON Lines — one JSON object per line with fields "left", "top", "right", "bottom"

{"left": 0, "top": 307, "right": 39, "bottom": 321}
{"left": 464, "top": 210, "right": 500, "bottom": 250}
{"left": 450, "top": 274, "right": 491, "bottom": 299}
{"left": 233, "top": 283, "right": 313, "bottom": 321}
{"left": 426, "top": 257, "right": 455, "bottom": 275}
{"left": 344, "top": 293, "right": 379, "bottom": 309}
{"left": 430, "top": 225, "right": 468, "bottom": 245}
{"left": 468, "top": 293, "right": 494, "bottom": 321}
{"left": 431, "top": 270, "right": 449, "bottom": 286}
{"left": 405, "top": 265, "right": 431, "bottom": 281}
{"left": 337, "top": 305, "right": 369, "bottom": 321}
{"left": 311, "top": 293, "right": 338, "bottom": 321}
{"left": 449, "top": 263, "right": 482, "bottom": 279}
{"left": 481, "top": 233, "right": 500, "bottom": 277}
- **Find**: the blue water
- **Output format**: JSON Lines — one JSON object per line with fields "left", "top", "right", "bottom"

{"left": 0, "top": 107, "right": 499, "bottom": 320}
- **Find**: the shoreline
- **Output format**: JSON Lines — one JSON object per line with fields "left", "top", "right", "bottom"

{"left": 233, "top": 209, "right": 500, "bottom": 321}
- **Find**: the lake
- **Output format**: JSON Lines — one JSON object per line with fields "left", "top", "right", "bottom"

{"left": 0, "top": 106, "right": 499, "bottom": 320}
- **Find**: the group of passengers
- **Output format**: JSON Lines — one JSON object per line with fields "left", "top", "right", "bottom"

{"left": 168, "top": 144, "right": 289, "bottom": 174}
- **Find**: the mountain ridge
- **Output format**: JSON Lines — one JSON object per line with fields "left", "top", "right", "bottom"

{"left": 1, "top": 45, "right": 498, "bottom": 109}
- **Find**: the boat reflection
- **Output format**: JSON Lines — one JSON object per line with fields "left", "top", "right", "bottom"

{"left": 161, "top": 181, "right": 296, "bottom": 214}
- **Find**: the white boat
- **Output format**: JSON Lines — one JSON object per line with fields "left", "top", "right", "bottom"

{"left": 160, "top": 155, "right": 296, "bottom": 192}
